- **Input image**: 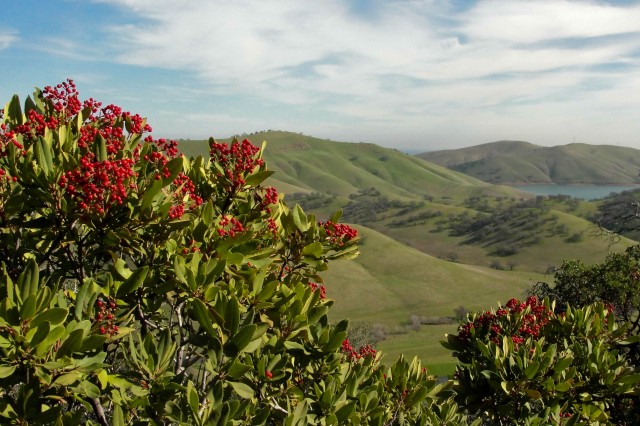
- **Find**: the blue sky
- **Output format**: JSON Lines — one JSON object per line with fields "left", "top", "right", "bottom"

{"left": 1, "top": 0, "right": 640, "bottom": 151}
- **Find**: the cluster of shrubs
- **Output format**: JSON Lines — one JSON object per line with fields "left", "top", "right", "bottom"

{"left": 0, "top": 82, "right": 638, "bottom": 425}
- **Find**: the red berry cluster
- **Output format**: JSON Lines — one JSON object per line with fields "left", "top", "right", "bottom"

{"left": 19, "top": 109, "right": 60, "bottom": 138}
{"left": 169, "top": 173, "right": 203, "bottom": 219}
{"left": 308, "top": 281, "right": 326, "bottom": 299}
{"left": 39, "top": 81, "right": 201, "bottom": 219}
{"left": 42, "top": 80, "right": 84, "bottom": 118}
{"left": 458, "top": 296, "right": 554, "bottom": 348}
{"left": 266, "top": 218, "right": 278, "bottom": 237}
{"left": 0, "top": 122, "right": 27, "bottom": 158}
{"left": 94, "top": 298, "right": 119, "bottom": 337}
{"left": 341, "top": 338, "right": 377, "bottom": 362}
{"left": 259, "top": 186, "right": 279, "bottom": 213}
{"left": 319, "top": 221, "right": 358, "bottom": 246}
{"left": 60, "top": 156, "right": 136, "bottom": 215}
{"left": 217, "top": 215, "right": 245, "bottom": 238}
{"left": 209, "top": 139, "right": 264, "bottom": 188}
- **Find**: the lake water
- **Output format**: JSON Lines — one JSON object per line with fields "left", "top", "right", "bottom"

{"left": 510, "top": 184, "right": 640, "bottom": 200}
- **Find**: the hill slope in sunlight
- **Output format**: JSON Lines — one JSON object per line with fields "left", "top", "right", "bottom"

{"left": 418, "top": 141, "right": 640, "bottom": 184}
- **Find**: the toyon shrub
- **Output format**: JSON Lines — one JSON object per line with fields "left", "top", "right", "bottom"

{"left": 443, "top": 297, "right": 640, "bottom": 425}
{"left": 0, "top": 81, "right": 473, "bottom": 425}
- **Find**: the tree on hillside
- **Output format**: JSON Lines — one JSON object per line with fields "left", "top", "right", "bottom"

{"left": 591, "top": 189, "right": 640, "bottom": 242}
{"left": 532, "top": 246, "right": 640, "bottom": 336}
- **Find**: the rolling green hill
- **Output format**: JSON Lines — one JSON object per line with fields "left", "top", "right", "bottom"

{"left": 418, "top": 141, "right": 640, "bottom": 184}
{"left": 179, "top": 131, "right": 526, "bottom": 204}
{"left": 323, "top": 226, "right": 545, "bottom": 371}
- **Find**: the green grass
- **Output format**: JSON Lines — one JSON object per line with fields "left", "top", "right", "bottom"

{"left": 325, "top": 227, "right": 543, "bottom": 323}
{"left": 375, "top": 325, "right": 458, "bottom": 375}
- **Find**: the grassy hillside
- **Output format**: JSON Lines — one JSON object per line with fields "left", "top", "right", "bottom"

{"left": 323, "top": 226, "right": 544, "bottom": 372}
{"left": 179, "top": 132, "right": 525, "bottom": 204}
{"left": 324, "top": 227, "right": 543, "bottom": 322}
{"left": 176, "top": 132, "right": 638, "bottom": 372}
{"left": 419, "top": 141, "right": 640, "bottom": 185}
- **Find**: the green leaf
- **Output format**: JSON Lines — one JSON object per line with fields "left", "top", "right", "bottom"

{"left": 227, "top": 361, "right": 252, "bottom": 379}
{"left": 141, "top": 178, "right": 164, "bottom": 211}
{"left": 53, "top": 373, "right": 81, "bottom": 387}
{"left": 406, "top": 385, "right": 428, "bottom": 407}
{"left": 192, "top": 299, "right": 217, "bottom": 338}
{"left": 117, "top": 266, "right": 148, "bottom": 298}
{"left": 202, "top": 201, "right": 214, "bottom": 226}
{"left": 553, "top": 356, "right": 573, "bottom": 373}
{"left": 75, "top": 280, "right": 91, "bottom": 320}
{"left": 292, "top": 204, "right": 309, "bottom": 232}
{"left": 324, "top": 331, "right": 347, "bottom": 353}
{"left": 618, "top": 373, "right": 640, "bottom": 385}
{"left": 73, "top": 380, "right": 100, "bottom": 398}
{"left": 113, "top": 259, "right": 133, "bottom": 280}
{"left": 226, "top": 252, "right": 244, "bottom": 265}
{"left": 31, "top": 308, "right": 68, "bottom": 328}
{"left": 36, "top": 326, "right": 65, "bottom": 356}
{"left": 79, "top": 335, "right": 109, "bottom": 352}
{"left": 94, "top": 133, "right": 108, "bottom": 161}
{"left": 330, "top": 210, "right": 343, "bottom": 224}
{"left": 525, "top": 389, "right": 542, "bottom": 399}
{"left": 225, "top": 297, "right": 240, "bottom": 335}
{"left": 244, "top": 170, "right": 275, "bottom": 186}
{"left": 187, "top": 381, "right": 199, "bottom": 416}
{"left": 113, "top": 405, "right": 125, "bottom": 426}
{"left": 20, "top": 294, "right": 37, "bottom": 321}
{"left": 34, "top": 139, "right": 51, "bottom": 176}
{"left": 19, "top": 260, "right": 39, "bottom": 301}
{"left": 500, "top": 381, "right": 513, "bottom": 394}
{"left": 5, "top": 95, "right": 23, "bottom": 124}
{"left": 229, "top": 381, "right": 254, "bottom": 399}
{"left": 24, "top": 95, "right": 38, "bottom": 115}
{"left": 56, "top": 329, "right": 85, "bottom": 358}
{"left": 28, "top": 322, "right": 50, "bottom": 348}
{"left": 302, "top": 242, "right": 323, "bottom": 258}
{"left": 524, "top": 361, "right": 539, "bottom": 380}
{"left": 228, "top": 324, "right": 258, "bottom": 355}
{"left": 0, "top": 365, "right": 16, "bottom": 379}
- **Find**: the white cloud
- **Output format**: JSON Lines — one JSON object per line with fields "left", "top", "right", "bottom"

{"left": 0, "top": 31, "right": 18, "bottom": 50}
{"left": 461, "top": 1, "right": 640, "bottom": 44}
{"left": 97, "top": 0, "right": 640, "bottom": 149}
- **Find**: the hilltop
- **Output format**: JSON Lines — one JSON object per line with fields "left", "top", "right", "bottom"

{"left": 418, "top": 141, "right": 640, "bottom": 185}
{"left": 180, "top": 131, "right": 523, "bottom": 203}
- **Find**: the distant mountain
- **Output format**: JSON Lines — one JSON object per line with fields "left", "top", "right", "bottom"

{"left": 418, "top": 141, "right": 640, "bottom": 185}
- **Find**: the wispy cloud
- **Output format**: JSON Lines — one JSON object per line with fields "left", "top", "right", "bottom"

{"left": 0, "top": 30, "right": 18, "bottom": 50}
{"left": 91, "top": 0, "right": 640, "bottom": 148}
